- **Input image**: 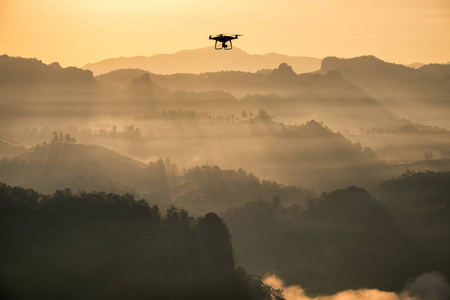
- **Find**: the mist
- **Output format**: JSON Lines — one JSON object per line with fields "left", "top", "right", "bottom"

{"left": 263, "top": 272, "right": 450, "bottom": 300}
{"left": 1, "top": 50, "right": 450, "bottom": 299}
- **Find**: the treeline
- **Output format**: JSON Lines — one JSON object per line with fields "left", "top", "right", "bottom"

{"left": 0, "top": 183, "right": 282, "bottom": 300}
{"left": 376, "top": 170, "right": 450, "bottom": 209}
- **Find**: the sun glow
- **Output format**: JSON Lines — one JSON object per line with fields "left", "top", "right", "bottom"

{"left": 1, "top": 0, "right": 449, "bottom": 66}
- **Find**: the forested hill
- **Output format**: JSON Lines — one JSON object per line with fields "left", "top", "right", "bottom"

{"left": 0, "top": 143, "right": 148, "bottom": 195}
{"left": 0, "top": 55, "right": 98, "bottom": 93}
{"left": 320, "top": 56, "right": 450, "bottom": 99}
{"left": 223, "top": 175, "right": 450, "bottom": 296}
{"left": 0, "top": 142, "right": 316, "bottom": 214}
{"left": 0, "top": 182, "right": 282, "bottom": 300}
{"left": 97, "top": 63, "right": 371, "bottom": 102}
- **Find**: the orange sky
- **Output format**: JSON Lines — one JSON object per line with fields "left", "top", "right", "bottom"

{"left": 1, "top": 0, "right": 449, "bottom": 67}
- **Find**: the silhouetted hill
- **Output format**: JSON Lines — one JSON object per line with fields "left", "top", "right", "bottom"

{"left": 0, "top": 141, "right": 317, "bottom": 214}
{"left": 223, "top": 186, "right": 417, "bottom": 295}
{"left": 0, "top": 55, "right": 103, "bottom": 118}
{"left": 128, "top": 72, "right": 157, "bottom": 89}
{"left": 97, "top": 68, "right": 148, "bottom": 89}
{"left": 126, "top": 72, "right": 161, "bottom": 100}
{"left": 376, "top": 170, "right": 450, "bottom": 209}
{"left": 0, "top": 183, "right": 280, "bottom": 300}
{"left": 83, "top": 47, "right": 321, "bottom": 75}
{"left": 320, "top": 55, "right": 450, "bottom": 97}
{"left": 320, "top": 56, "right": 450, "bottom": 125}
{"left": 0, "top": 55, "right": 97, "bottom": 92}
{"left": 419, "top": 63, "right": 450, "bottom": 78}
{"left": 99, "top": 63, "right": 374, "bottom": 102}
{"left": 268, "top": 62, "right": 298, "bottom": 81}
{"left": 321, "top": 56, "right": 423, "bottom": 88}
{"left": 405, "top": 62, "right": 425, "bottom": 69}
{"left": 0, "top": 143, "right": 147, "bottom": 194}
{"left": 171, "top": 165, "right": 317, "bottom": 214}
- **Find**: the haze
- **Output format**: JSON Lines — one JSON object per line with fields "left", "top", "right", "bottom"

{"left": 2, "top": 1, "right": 450, "bottom": 299}
{"left": 1, "top": 0, "right": 449, "bottom": 67}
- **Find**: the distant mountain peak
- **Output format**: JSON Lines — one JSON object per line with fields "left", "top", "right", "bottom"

{"left": 49, "top": 62, "right": 62, "bottom": 70}
{"left": 128, "top": 72, "right": 156, "bottom": 90}
{"left": 82, "top": 48, "right": 322, "bottom": 75}
{"left": 321, "top": 55, "right": 385, "bottom": 68}
{"left": 269, "top": 63, "right": 298, "bottom": 78}
{"left": 277, "top": 63, "right": 295, "bottom": 72}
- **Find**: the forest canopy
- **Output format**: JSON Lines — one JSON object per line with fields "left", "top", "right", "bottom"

{"left": 0, "top": 182, "right": 283, "bottom": 300}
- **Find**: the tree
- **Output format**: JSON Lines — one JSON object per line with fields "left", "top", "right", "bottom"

{"left": 424, "top": 151, "right": 434, "bottom": 160}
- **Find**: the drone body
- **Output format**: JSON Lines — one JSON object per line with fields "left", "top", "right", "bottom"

{"left": 209, "top": 34, "right": 242, "bottom": 50}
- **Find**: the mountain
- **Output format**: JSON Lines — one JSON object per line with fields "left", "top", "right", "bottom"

{"left": 320, "top": 56, "right": 450, "bottom": 124}
{"left": 99, "top": 63, "right": 371, "bottom": 99}
{"left": 0, "top": 55, "right": 102, "bottom": 117}
{"left": 405, "top": 62, "right": 425, "bottom": 69}
{"left": 0, "top": 55, "right": 97, "bottom": 92}
{"left": 83, "top": 47, "right": 321, "bottom": 75}
{"left": 321, "top": 56, "right": 423, "bottom": 88}
{"left": 418, "top": 63, "right": 450, "bottom": 78}
{"left": 320, "top": 55, "right": 450, "bottom": 95}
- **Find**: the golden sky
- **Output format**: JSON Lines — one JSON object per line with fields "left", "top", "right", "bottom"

{"left": 1, "top": 0, "right": 449, "bottom": 67}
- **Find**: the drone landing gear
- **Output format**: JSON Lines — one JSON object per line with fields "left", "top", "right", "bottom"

{"left": 215, "top": 40, "right": 232, "bottom": 50}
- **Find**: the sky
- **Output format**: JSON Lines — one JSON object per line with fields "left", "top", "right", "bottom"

{"left": 1, "top": 0, "right": 449, "bottom": 67}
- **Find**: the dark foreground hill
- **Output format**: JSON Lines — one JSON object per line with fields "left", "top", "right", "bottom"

{"left": 0, "top": 182, "right": 282, "bottom": 300}
{"left": 223, "top": 181, "right": 450, "bottom": 296}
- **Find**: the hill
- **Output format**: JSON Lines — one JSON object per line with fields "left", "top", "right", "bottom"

{"left": 0, "top": 143, "right": 147, "bottom": 194}
{"left": 0, "top": 55, "right": 103, "bottom": 118}
{"left": 83, "top": 47, "right": 321, "bottom": 75}
{"left": 320, "top": 55, "right": 450, "bottom": 98}
{"left": 320, "top": 56, "right": 450, "bottom": 125}
{"left": 222, "top": 186, "right": 416, "bottom": 295}
{"left": 0, "top": 137, "right": 29, "bottom": 158}
{"left": 0, "top": 141, "right": 317, "bottom": 214}
{"left": 419, "top": 63, "right": 450, "bottom": 78}
{"left": 99, "top": 63, "right": 373, "bottom": 101}
{"left": 0, "top": 182, "right": 279, "bottom": 300}
{"left": 0, "top": 55, "right": 97, "bottom": 92}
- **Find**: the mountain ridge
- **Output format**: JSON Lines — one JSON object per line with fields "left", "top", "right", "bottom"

{"left": 82, "top": 47, "right": 322, "bottom": 75}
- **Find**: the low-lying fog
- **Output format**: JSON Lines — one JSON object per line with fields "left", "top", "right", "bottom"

{"left": 1, "top": 54, "right": 450, "bottom": 299}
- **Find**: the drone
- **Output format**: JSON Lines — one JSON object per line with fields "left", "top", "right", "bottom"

{"left": 209, "top": 34, "right": 243, "bottom": 50}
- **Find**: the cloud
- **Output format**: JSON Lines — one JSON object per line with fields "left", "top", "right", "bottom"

{"left": 402, "top": 271, "right": 450, "bottom": 300}
{"left": 263, "top": 272, "right": 450, "bottom": 300}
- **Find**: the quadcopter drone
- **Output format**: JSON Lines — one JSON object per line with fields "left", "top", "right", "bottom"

{"left": 209, "top": 34, "right": 243, "bottom": 50}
